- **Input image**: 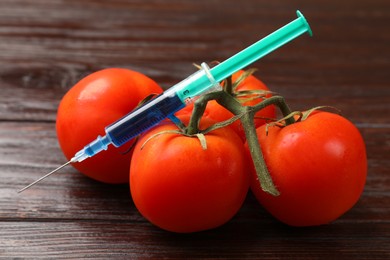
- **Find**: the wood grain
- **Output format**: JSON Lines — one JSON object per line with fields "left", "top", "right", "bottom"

{"left": 0, "top": 0, "right": 389, "bottom": 258}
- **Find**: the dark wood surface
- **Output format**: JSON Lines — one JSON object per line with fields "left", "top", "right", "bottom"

{"left": 0, "top": 0, "right": 389, "bottom": 259}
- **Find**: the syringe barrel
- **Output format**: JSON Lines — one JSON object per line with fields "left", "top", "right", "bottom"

{"left": 105, "top": 91, "right": 185, "bottom": 147}
{"left": 105, "top": 63, "right": 220, "bottom": 147}
{"left": 73, "top": 92, "right": 185, "bottom": 161}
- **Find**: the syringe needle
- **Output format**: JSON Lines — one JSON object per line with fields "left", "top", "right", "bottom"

{"left": 17, "top": 160, "right": 72, "bottom": 193}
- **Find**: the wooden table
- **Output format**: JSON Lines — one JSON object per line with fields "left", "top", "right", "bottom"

{"left": 0, "top": 0, "right": 389, "bottom": 258}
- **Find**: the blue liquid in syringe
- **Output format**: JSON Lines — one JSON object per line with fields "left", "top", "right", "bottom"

{"left": 105, "top": 92, "right": 185, "bottom": 147}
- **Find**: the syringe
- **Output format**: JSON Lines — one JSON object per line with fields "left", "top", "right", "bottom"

{"left": 18, "top": 10, "right": 312, "bottom": 193}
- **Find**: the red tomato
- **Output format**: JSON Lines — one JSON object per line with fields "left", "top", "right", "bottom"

{"left": 56, "top": 68, "right": 163, "bottom": 183}
{"left": 130, "top": 116, "right": 250, "bottom": 233}
{"left": 248, "top": 111, "right": 367, "bottom": 226}
{"left": 178, "top": 70, "right": 276, "bottom": 140}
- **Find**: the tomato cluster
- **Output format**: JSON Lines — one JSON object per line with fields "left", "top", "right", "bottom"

{"left": 56, "top": 68, "right": 367, "bottom": 233}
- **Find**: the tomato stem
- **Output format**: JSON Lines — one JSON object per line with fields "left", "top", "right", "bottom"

{"left": 241, "top": 109, "right": 280, "bottom": 196}
{"left": 224, "top": 76, "right": 234, "bottom": 95}
{"left": 185, "top": 79, "right": 294, "bottom": 196}
{"left": 215, "top": 92, "right": 284, "bottom": 196}
{"left": 251, "top": 95, "right": 295, "bottom": 126}
{"left": 186, "top": 91, "right": 222, "bottom": 135}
